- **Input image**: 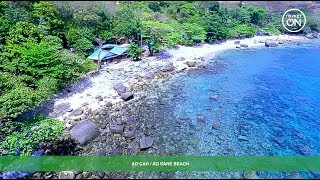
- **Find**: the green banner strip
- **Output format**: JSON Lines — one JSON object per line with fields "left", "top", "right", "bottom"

{"left": 1, "top": 156, "right": 320, "bottom": 172}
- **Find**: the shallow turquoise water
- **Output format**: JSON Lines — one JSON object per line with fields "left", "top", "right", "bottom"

{"left": 159, "top": 40, "right": 320, "bottom": 178}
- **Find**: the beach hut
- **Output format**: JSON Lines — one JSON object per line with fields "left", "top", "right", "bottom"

{"left": 87, "top": 44, "right": 129, "bottom": 64}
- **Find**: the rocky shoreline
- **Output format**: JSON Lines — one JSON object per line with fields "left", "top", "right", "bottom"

{"left": 3, "top": 34, "right": 317, "bottom": 179}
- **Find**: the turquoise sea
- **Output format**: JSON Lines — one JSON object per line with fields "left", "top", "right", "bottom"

{"left": 153, "top": 40, "right": 320, "bottom": 178}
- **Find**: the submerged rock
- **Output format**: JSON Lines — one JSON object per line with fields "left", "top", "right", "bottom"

{"left": 120, "top": 92, "right": 134, "bottom": 101}
{"left": 140, "top": 136, "right": 153, "bottom": 149}
{"left": 209, "top": 95, "right": 219, "bottom": 101}
{"left": 1, "top": 172, "right": 32, "bottom": 179}
{"left": 243, "top": 171, "right": 259, "bottom": 179}
{"left": 238, "top": 135, "right": 248, "bottom": 141}
{"left": 70, "top": 120, "right": 100, "bottom": 145}
{"left": 265, "top": 40, "right": 278, "bottom": 47}
{"left": 212, "top": 120, "right": 221, "bottom": 130}
{"left": 197, "top": 115, "right": 206, "bottom": 123}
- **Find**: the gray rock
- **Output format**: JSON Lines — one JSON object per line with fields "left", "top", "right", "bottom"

{"left": 58, "top": 171, "right": 75, "bottom": 179}
{"left": 265, "top": 40, "right": 278, "bottom": 47}
{"left": 120, "top": 92, "right": 134, "bottom": 101}
{"left": 238, "top": 135, "right": 248, "bottom": 141}
{"left": 126, "top": 116, "right": 135, "bottom": 125}
{"left": 70, "top": 120, "right": 100, "bottom": 145}
{"left": 140, "top": 136, "right": 153, "bottom": 149}
{"left": 70, "top": 108, "right": 83, "bottom": 116}
{"left": 186, "top": 61, "right": 196, "bottom": 67}
{"left": 278, "top": 40, "right": 284, "bottom": 44}
{"left": 95, "top": 150, "right": 107, "bottom": 156}
{"left": 161, "top": 63, "right": 175, "bottom": 72}
{"left": 113, "top": 83, "right": 127, "bottom": 94}
{"left": 240, "top": 44, "right": 248, "bottom": 48}
{"left": 95, "top": 95, "right": 102, "bottom": 100}
{"left": 124, "top": 130, "right": 135, "bottom": 138}
{"left": 143, "top": 72, "right": 156, "bottom": 79}
{"left": 109, "top": 124, "right": 124, "bottom": 134}
{"left": 105, "top": 102, "right": 113, "bottom": 107}
{"left": 234, "top": 40, "right": 241, "bottom": 45}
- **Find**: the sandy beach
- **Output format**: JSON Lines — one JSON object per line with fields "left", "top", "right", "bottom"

{"left": 29, "top": 34, "right": 308, "bottom": 123}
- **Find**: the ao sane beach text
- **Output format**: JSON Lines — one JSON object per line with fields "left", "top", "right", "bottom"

{"left": 132, "top": 161, "right": 190, "bottom": 167}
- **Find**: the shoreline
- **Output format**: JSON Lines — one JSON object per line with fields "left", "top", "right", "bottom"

{"left": 19, "top": 34, "right": 310, "bottom": 124}
{"left": 17, "top": 34, "right": 318, "bottom": 179}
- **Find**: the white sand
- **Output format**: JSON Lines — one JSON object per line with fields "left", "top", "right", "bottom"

{"left": 51, "top": 35, "right": 308, "bottom": 121}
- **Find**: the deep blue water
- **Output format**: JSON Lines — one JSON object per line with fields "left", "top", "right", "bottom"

{"left": 160, "top": 40, "right": 320, "bottom": 177}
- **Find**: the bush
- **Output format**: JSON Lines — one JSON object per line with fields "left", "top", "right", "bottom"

{"left": 73, "top": 38, "right": 93, "bottom": 56}
{"left": 128, "top": 43, "right": 142, "bottom": 61}
{"left": 0, "top": 86, "right": 41, "bottom": 118}
{"left": 228, "top": 24, "right": 256, "bottom": 38}
{"left": 0, "top": 115, "right": 63, "bottom": 156}
{"left": 262, "top": 23, "right": 281, "bottom": 35}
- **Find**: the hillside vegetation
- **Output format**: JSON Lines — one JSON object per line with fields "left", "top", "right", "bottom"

{"left": 0, "top": 1, "right": 319, "bottom": 119}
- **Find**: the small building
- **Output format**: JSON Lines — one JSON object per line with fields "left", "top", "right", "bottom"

{"left": 87, "top": 44, "right": 129, "bottom": 64}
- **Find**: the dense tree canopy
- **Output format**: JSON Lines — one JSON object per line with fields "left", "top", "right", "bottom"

{"left": 0, "top": 1, "right": 319, "bottom": 119}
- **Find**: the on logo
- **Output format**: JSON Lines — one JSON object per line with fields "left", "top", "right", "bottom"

{"left": 282, "top": 9, "right": 307, "bottom": 33}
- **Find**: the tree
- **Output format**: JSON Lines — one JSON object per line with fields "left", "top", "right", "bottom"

{"left": 142, "top": 20, "right": 174, "bottom": 55}
{"left": 112, "top": 5, "right": 142, "bottom": 40}
{"left": 32, "top": 2, "right": 64, "bottom": 36}
{"left": 182, "top": 23, "right": 206, "bottom": 45}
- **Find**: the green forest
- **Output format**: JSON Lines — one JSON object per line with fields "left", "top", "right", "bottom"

{"left": 0, "top": 1, "right": 319, "bottom": 156}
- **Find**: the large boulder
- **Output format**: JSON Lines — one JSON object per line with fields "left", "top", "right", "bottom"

{"left": 113, "top": 83, "right": 127, "bottom": 95}
{"left": 265, "top": 40, "right": 278, "bottom": 47}
{"left": 161, "top": 63, "right": 175, "bottom": 72}
{"left": 120, "top": 92, "right": 134, "bottom": 101}
{"left": 70, "top": 120, "right": 100, "bottom": 146}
